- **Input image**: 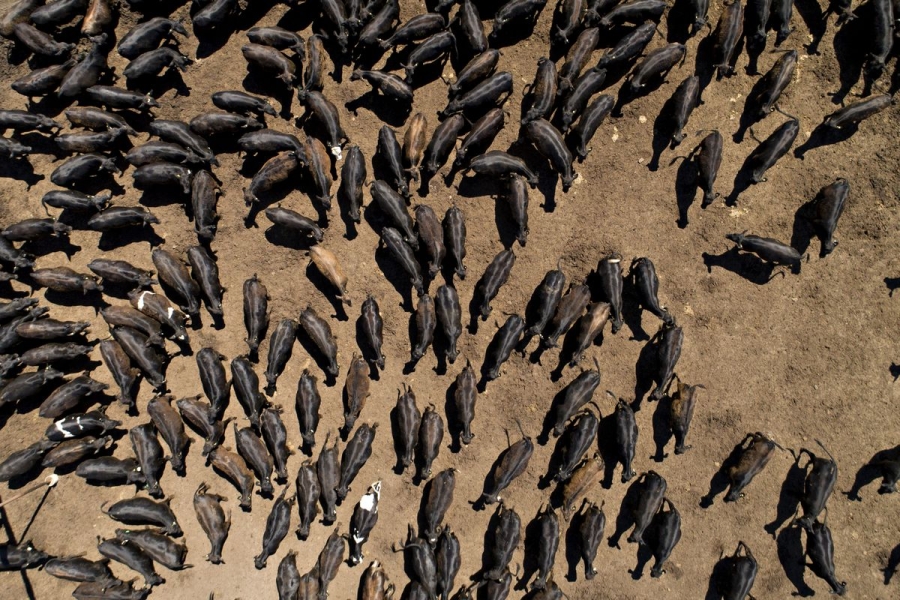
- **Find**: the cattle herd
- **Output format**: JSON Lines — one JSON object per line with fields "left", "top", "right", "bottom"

{"left": 0, "top": 0, "right": 896, "bottom": 598}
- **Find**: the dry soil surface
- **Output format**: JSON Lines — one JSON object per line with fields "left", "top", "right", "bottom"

{"left": 0, "top": 0, "right": 899, "bottom": 599}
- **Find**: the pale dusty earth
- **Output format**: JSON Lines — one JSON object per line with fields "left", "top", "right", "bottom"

{"left": 0, "top": 0, "right": 899, "bottom": 599}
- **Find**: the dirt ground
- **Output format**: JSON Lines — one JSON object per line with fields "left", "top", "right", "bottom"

{"left": 1, "top": 0, "right": 899, "bottom": 598}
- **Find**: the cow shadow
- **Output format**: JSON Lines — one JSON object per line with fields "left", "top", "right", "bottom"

{"left": 794, "top": 122, "right": 857, "bottom": 160}
{"left": 295, "top": 328, "right": 337, "bottom": 388}
{"left": 443, "top": 377, "right": 467, "bottom": 453}
{"left": 776, "top": 525, "right": 815, "bottom": 596}
{"left": 474, "top": 503, "right": 507, "bottom": 579}
{"left": 844, "top": 445, "right": 900, "bottom": 501}
{"left": 650, "top": 395, "right": 673, "bottom": 462}
{"left": 673, "top": 150, "right": 698, "bottom": 228}
{"left": 666, "top": 0, "right": 697, "bottom": 44}
{"left": 97, "top": 225, "right": 164, "bottom": 252}
{"left": 632, "top": 333, "right": 658, "bottom": 410}
{"left": 723, "top": 155, "right": 761, "bottom": 207}
{"left": 597, "top": 411, "right": 621, "bottom": 489}
{"left": 764, "top": 458, "right": 806, "bottom": 537}
{"left": 606, "top": 477, "right": 642, "bottom": 548}
{"left": 493, "top": 194, "right": 522, "bottom": 251}
{"left": 305, "top": 263, "right": 348, "bottom": 322}
{"left": 537, "top": 431, "right": 570, "bottom": 489}
{"left": 692, "top": 35, "right": 717, "bottom": 99}
{"left": 733, "top": 78, "right": 772, "bottom": 144}
{"left": 628, "top": 536, "right": 654, "bottom": 580}
{"left": 702, "top": 247, "right": 778, "bottom": 285}
{"left": 137, "top": 185, "right": 191, "bottom": 209}
{"left": 647, "top": 93, "right": 677, "bottom": 172}
{"left": 245, "top": 184, "right": 299, "bottom": 229}
{"left": 537, "top": 383, "right": 575, "bottom": 446}
{"left": 402, "top": 310, "right": 424, "bottom": 375}
{"left": 20, "top": 236, "right": 81, "bottom": 261}
{"left": 622, "top": 273, "right": 651, "bottom": 342}
{"left": 263, "top": 224, "right": 317, "bottom": 252}
{"left": 125, "top": 69, "right": 191, "bottom": 100}
{"left": 0, "top": 156, "right": 44, "bottom": 188}
{"left": 795, "top": 0, "right": 827, "bottom": 55}
{"left": 354, "top": 316, "right": 381, "bottom": 381}
{"left": 374, "top": 245, "right": 415, "bottom": 313}
{"left": 389, "top": 395, "right": 411, "bottom": 474}
{"left": 703, "top": 551, "right": 735, "bottom": 600}
{"left": 488, "top": 13, "right": 540, "bottom": 49}
{"left": 513, "top": 510, "right": 544, "bottom": 590}
{"left": 699, "top": 439, "right": 746, "bottom": 508}
{"left": 564, "top": 505, "right": 586, "bottom": 582}
{"left": 884, "top": 542, "right": 900, "bottom": 584}
{"left": 345, "top": 90, "right": 411, "bottom": 128}
{"left": 830, "top": 8, "right": 868, "bottom": 104}
{"left": 885, "top": 277, "right": 900, "bottom": 295}
{"left": 787, "top": 202, "right": 819, "bottom": 260}
{"left": 335, "top": 185, "right": 361, "bottom": 241}
{"left": 241, "top": 73, "right": 295, "bottom": 120}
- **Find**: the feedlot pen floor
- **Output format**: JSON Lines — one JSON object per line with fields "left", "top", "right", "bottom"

{"left": 1, "top": 0, "right": 899, "bottom": 598}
